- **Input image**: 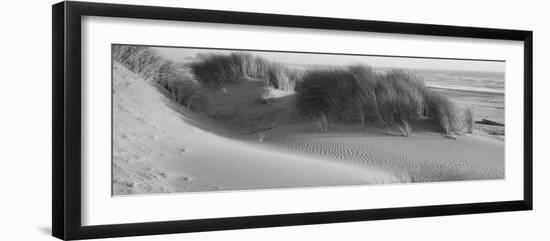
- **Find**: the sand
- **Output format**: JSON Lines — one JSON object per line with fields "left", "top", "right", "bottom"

{"left": 112, "top": 63, "right": 402, "bottom": 195}
{"left": 261, "top": 125, "right": 504, "bottom": 182}
{"left": 113, "top": 63, "right": 505, "bottom": 195}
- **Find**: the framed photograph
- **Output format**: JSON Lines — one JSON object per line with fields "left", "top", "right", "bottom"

{"left": 52, "top": 1, "right": 533, "bottom": 240}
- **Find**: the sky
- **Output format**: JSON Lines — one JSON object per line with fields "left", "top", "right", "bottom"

{"left": 153, "top": 46, "right": 505, "bottom": 73}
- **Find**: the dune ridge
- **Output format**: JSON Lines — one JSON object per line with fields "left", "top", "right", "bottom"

{"left": 113, "top": 62, "right": 406, "bottom": 195}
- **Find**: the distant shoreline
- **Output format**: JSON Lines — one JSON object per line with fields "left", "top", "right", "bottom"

{"left": 427, "top": 85, "right": 504, "bottom": 95}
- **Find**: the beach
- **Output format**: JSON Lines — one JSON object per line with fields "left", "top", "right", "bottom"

{"left": 112, "top": 61, "right": 504, "bottom": 195}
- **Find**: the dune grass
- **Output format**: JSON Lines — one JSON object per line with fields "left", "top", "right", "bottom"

{"left": 296, "top": 68, "right": 367, "bottom": 125}
{"left": 464, "top": 109, "right": 474, "bottom": 134}
{"left": 296, "top": 65, "right": 463, "bottom": 136}
{"left": 190, "top": 52, "right": 300, "bottom": 91}
{"left": 155, "top": 61, "right": 205, "bottom": 110}
{"left": 375, "top": 70, "right": 428, "bottom": 136}
{"left": 112, "top": 45, "right": 164, "bottom": 80}
{"left": 113, "top": 46, "right": 465, "bottom": 136}
{"left": 112, "top": 45, "right": 202, "bottom": 109}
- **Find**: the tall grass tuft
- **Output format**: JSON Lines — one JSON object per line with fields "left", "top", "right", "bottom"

{"left": 420, "top": 89, "right": 461, "bottom": 135}
{"left": 464, "top": 109, "right": 474, "bottom": 134}
{"left": 295, "top": 68, "right": 367, "bottom": 129}
{"left": 112, "top": 45, "right": 164, "bottom": 80}
{"left": 348, "top": 65, "right": 381, "bottom": 126}
{"left": 190, "top": 52, "right": 300, "bottom": 91}
{"left": 296, "top": 65, "right": 463, "bottom": 135}
{"left": 375, "top": 70, "right": 427, "bottom": 135}
{"left": 155, "top": 61, "right": 205, "bottom": 109}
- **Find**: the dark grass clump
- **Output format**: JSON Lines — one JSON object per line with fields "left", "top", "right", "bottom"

{"left": 296, "top": 68, "right": 367, "bottom": 129}
{"left": 422, "top": 90, "right": 461, "bottom": 135}
{"left": 296, "top": 65, "right": 463, "bottom": 136}
{"left": 190, "top": 53, "right": 269, "bottom": 88}
{"left": 347, "top": 65, "right": 381, "bottom": 126}
{"left": 155, "top": 61, "right": 205, "bottom": 110}
{"left": 190, "top": 52, "right": 300, "bottom": 91}
{"left": 374, "top": 70, "right": 427, "bottom": 135}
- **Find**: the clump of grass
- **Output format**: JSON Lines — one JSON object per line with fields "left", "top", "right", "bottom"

{"left": 422, "top": 90, "right": 461, "bottom": 135}
{"left": 464, "top": 109, "right": 474, "bottom": 134}
{"left": 348, "top": 65, "right": 380, "bottom": 126}
{"left": 314, "top": 113, "right": 330, "bottom": 132}
{"left": 112, "top": 45, "right": 164, "bottom": 80}
{"left": 257, "top": 113, "right": 280, "bottom": 142}
{"left": 374, "top": 70, "right": 427, "bottom": 135}
{"left": 155, "top": 61, "right": 205, "bottom": 110}
{"left": 190, "top": 52, "right": 268, "bottom": 87}
{"left": 296, "top": 68, "right": 367, "bottom": 128}
{"left": 296, "top": 65, "right": 462, "bottom": 136}
{"left": 266, "top": 63, "right": 302, "bottom": 92}
{"left": 112, "top": 45, "right": 203, "bottom": 110}
{"left": 190, "top": 52, "right": 300, "bottom": 91}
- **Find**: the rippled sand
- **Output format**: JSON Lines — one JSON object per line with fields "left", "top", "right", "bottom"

{"left": 263, "top": 130, "right": 504, "bottom": 183}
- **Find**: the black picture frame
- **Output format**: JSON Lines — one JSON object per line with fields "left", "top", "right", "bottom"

{"left": 52, "top": 1, "right": 533, "bottom": 240}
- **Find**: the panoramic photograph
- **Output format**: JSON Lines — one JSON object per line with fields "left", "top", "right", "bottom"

{"left": 111, "top": 44, "right": 505, "bottom": 195}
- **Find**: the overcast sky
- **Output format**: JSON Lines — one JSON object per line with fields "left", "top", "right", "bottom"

{"left": 154, "top": 46, "right": 505, "bottom": 72}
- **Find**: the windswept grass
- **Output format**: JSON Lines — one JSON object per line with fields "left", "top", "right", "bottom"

{"left": 296, "top": 65, "right": 463, "bottom": 136}
{"left": 296, "top": 68, "right": 366, "bottom": 125}
{"left": 156, "top": 61, "right": 205, "bottom": 110}
{"left": 266, "top": 63, "right": 303, "bottom": 92}
{"left": 112, "top": 45, "right": 202, "bottom": 109}
{"left": 464, "top": 109, "right": 474, "bottom": 134}
{"left": 112, "top": 45, "right": 164, "bottom": 80}
{"left": 375, "top": 70, "right": 428, "bottom": 136}
{"left": 422, "top": 90, "right": 460, "bottom": 135}
{"left": 190, "top": 52, "right": 300, "bottom": 91}
{"left": 190, "top": 53, "right": 265, "bottom": 87}
{"left": 348, "top": 65, "right": 380, "bottom": 125}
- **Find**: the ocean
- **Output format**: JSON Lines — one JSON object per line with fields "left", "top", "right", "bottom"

{"left": 411, "top": 69, "right": 505, "bottom": 130}
{"left": 412, "top": 69, "right": 505, "bottom": 94}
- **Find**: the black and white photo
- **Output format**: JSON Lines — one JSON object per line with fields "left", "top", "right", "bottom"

{"left": 112, "top": 45, "right": 505, "bottom": 195}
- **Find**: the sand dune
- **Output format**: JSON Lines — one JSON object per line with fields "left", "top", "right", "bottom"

{"left": 112, "top": 63, "right": 404, "bottom": 195}
{"left": 113, "top": 62, "right": 504, "bottom": 195}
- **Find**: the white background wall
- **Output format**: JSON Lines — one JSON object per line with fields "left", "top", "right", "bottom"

{"left": 0, "top": 0, "right": 547, "bottom": 240}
